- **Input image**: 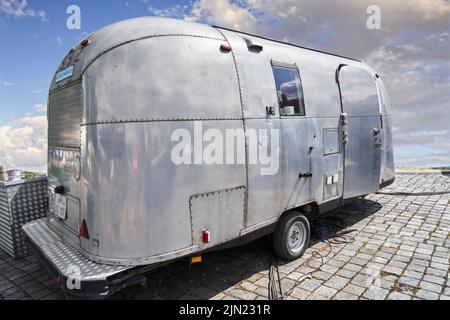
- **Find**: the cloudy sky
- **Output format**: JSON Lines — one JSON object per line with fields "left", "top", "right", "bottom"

{"left": 0, "top": 0, "right": 449, "bottom": 172}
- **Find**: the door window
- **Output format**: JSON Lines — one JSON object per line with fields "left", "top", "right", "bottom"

{"left": 272, "top": 64, "right": 306, "bottom": 116}
{"left": 338, "top": 66, "right": 380, "bottom": 116}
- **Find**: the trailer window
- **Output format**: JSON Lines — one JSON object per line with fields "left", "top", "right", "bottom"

{"left": 272, "top": 65, "right": 305, "bottom": 116}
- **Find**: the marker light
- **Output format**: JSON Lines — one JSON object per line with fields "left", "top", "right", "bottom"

{"left": 220, "top": 43, "right": 232, "bottom": 52}
{"left": 79, "top": 219, "right": 90, "bottom": 239}
{"left": 81, "top": 39, "right": 91, "bottom": 47}
{"left": 203, "top": 230, "right": 210, "bottom": 244}
{"left": 191, "top": 256, "right": 202, "bottom": 264}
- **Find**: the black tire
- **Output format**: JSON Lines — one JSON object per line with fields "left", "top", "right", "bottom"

{"left": 273, "top": 211, "right": 310, "bottom": 260}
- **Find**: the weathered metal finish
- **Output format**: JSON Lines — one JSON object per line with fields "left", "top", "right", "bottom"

{"left": 190, "top": 186, "right": 246, "bottom": 250}
{"left": 377, "top": 79, "right": 396, "bottom": 185}
{"left": 24, "top": 17, "right": 395, "bottom": 275}
{"left": 0, "top": 174, "right": 47, "bottom": 258}
{"left": 23, "top": 219, "right": 130, "bottom": 280}
{"left": 48, "top": 81, "right": 83, "bottom": 148}
{"left": 338, "top": 66, "right": 382, "bottom": 198}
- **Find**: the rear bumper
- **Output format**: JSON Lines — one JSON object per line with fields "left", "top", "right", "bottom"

{"left": 22, "top": 219, "right": 145, "bottom": 299}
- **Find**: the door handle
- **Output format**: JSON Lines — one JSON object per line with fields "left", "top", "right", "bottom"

{"left": 266, "top": 106, "right": 276, "bottom": 116}
{"left": 299, "top": 172, "right": 313, "bottom": 178}
{"left": 373, "top": 128, "right": 383, "bottom": 147}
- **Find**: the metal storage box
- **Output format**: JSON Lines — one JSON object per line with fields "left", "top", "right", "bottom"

{"left": 0, "top": 170, "right": 47, "bottom": 259}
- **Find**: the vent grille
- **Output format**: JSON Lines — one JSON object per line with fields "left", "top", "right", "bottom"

{"left": 48, "top": 82, "right": 83, "bottom": 148}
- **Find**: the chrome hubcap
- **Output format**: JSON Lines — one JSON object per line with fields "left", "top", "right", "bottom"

{"left": 287, "top": 222, "right": 306, "bottom": 254}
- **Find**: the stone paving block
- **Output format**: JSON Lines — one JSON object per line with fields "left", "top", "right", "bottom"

{"left": 298, "top": 278, "right": 322, "bottom": 292}
{"left": 324, "top": 275, "right": 350, "bottom": 291}
{"left": 289, "top": 287, "right": 311, "bottom": 300}
{"left": 333, "top": 291, "right": 358, "bottom": 300}
{"left": 398, "top": 276, "right": 420, "bottom": 288}
{"left": 239, "top": 282, "right": 257, "bottom": 292}
{"left": 426, "top": 267, "right": 447, "bottom": 277}
{"left": 313, "top": 286, "right": 338, "bottom": 299}
{"left": 416, "top": 289, "right": 440, "bottom": 300}
{"left": 343, "top": 263, "right": 363, "bottom": 273}
{"left": 253, "top": 286, "right": 268, "bottom": 298}
{"left": 423, "top": 275, "right": 446, "bottom": 285}
{"left": 312, "top": 271, "right": 333, "bottom": 281}
{"left": 419, "top": 281, "right": 443, "bottom": 294}
{"left": 227, "top": 289, "right": 257, "bottom": 300}
{"left": 382, "top": 265, "right": 403, "bottom": 276}
{"left": 403, "top": 270, "right": 423, "bottom": 280}
{"left": 363, "top": 287, "right": 389, "bottom": 300}
{"left": 336, "top": 268, "right": 357, "bottom": 279}
{"left": 342, "top": 283, "right": 366, "bottom": 297}
{"left": 387, "top": 291, "right": 412, "bottom": 300}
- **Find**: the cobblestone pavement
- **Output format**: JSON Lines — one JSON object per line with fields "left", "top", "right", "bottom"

{"left": 0, "top": 173, "right": 449, "bottom": 300}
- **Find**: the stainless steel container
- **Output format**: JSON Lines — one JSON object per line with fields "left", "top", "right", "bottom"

{"left": 0, "top": 171, "right": 47, "bottom": 259}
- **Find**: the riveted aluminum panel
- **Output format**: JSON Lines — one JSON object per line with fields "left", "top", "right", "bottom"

{"left": 190, "top": 186, "right": 245, "bottom": 249}
{"left": 339, "top": 66, "right": 382, "bottom": 198}
{"left": 79, "top": 120, "right": 246, "bottom": 265}
{"left": 323, "top": 128, "right": 340, "bottom": 155}
{"left": 83, "top": 36, "right": 242, "bottom": 123}
{"left": 48, "top": 148, "right": 81, "bottom": 199}
{"left": 48, "top": 82, "right": 83, "bottom": 148}
{"left": 50, "top": 17, "right": 226, "bottom": 91}
{"left": 47, "top": 147, "right": 81, "bottom": 235}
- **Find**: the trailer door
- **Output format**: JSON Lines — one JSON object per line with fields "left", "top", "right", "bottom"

{"left": 338, "top": 66, "right": 382, "bottom": 199}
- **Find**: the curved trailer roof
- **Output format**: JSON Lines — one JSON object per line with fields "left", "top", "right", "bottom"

{"left": 50, "top": 17, "right": 362, "bottom": 92}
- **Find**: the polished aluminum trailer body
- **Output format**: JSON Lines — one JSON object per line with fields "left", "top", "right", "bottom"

{"left": 23, "top": 17, "right": 394, "bottom": 296}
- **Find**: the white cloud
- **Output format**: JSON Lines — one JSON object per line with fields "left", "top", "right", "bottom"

{"left": 187, "top": 0, "right": 257, "bottom": 30}
{"left": 147, "top": 3, "right": 193, "bottom": 19}
{"left": 2, "top": 81, "right": 14, "bottom": 86}
{"left": 0, "top": 0, "right": 48, "bottom": 22}
{"left": 32, "top": 88, "right": 47, "bottom": 94}
{"left": 56, "top": 37, "right": 63, "bottom": 45}
{"left": 33, "top": 103, "right": 46, "bottom": 113}
{"left": 0, "top": 116, "right": 47, "bottom": 172}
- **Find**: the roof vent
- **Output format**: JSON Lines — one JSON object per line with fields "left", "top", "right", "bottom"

{"left": 243, "top": 37, "right": 263, "bottom": 52}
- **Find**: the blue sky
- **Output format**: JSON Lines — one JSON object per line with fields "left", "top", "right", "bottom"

{"left": 0, "top": 0, "right": 196, "bottom": 124}
{"left": 0, "top": 0, "right": 449, "bottom": 171}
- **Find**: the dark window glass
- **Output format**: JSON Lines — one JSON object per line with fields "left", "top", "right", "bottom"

{"left": 272, "top": 66, "right": 305, "bottom": 116}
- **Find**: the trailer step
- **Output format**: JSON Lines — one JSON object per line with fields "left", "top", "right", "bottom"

{"left": 22, "top": 219, "right": 133, "bottom": 298}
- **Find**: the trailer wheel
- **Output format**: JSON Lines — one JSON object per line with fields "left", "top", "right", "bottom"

{"left": 273, "top": 211, "right": 310, "bottom": 260}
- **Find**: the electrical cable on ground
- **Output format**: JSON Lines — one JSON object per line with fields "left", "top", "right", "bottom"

{"left": 268, "top": 216, "right": 356, "bottom": 300}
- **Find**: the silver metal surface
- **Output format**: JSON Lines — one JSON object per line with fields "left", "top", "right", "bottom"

{"left": 377, "top": 79, "right": 395, "bottom": 185}
{"left": 47, "top": 147, "right": 81, "bottom": 234}
{"left": 48, "top": 81, "right": 83, "bottom": 148}
{"left": 338, "top": 66, "right": 382, "bottom": 198}
{"left": 31, "top": 17, "right": 395, "bottom": 272}
{"left": 0, "top": 174, "right": 47, "bottom": 259}
{"left": 22, "top": 219, "right": 130, "bottom": 281}
{"left": 190, "top": 186, "right": 246, "bottom": 250}
{"left": 287, "top": 222, "right": 307, "bottom": 254}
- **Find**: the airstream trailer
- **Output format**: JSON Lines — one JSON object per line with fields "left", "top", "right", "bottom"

{"left": 23, "top": 17, "right": 395, "bottom": 298}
